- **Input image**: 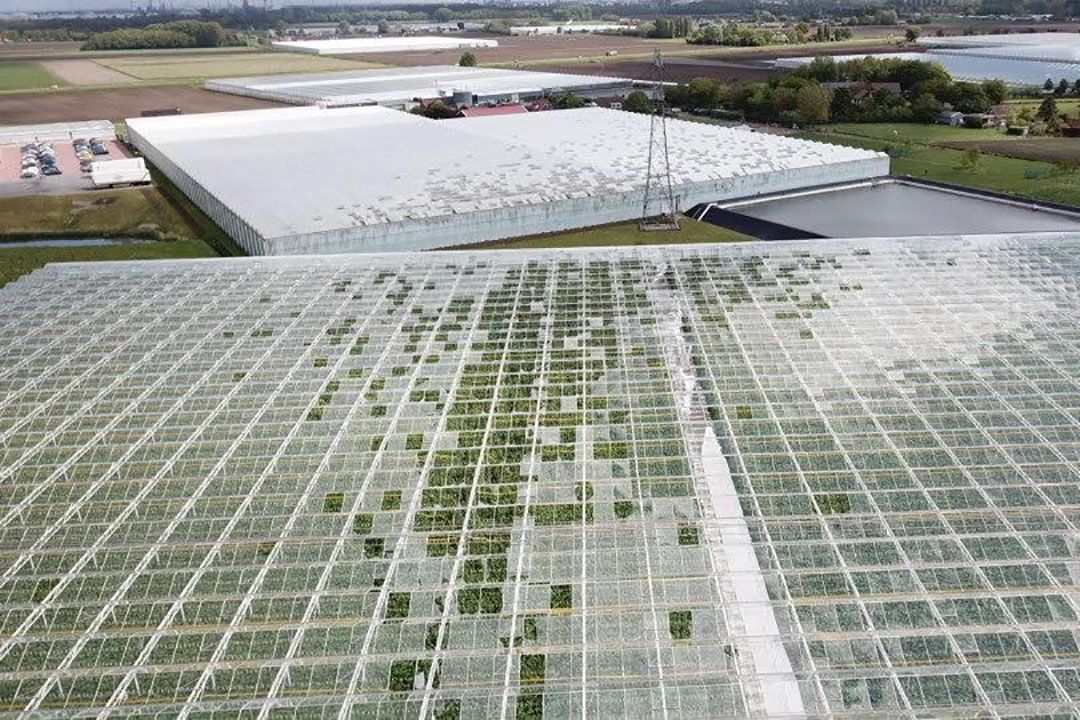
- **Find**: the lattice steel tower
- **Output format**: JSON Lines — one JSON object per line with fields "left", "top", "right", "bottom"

{"left": 640, "top": 50, "right": 680, "bottom": 231}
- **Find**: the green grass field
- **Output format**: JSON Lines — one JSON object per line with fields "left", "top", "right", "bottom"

{"left": 0, "top": 188, "right": 222, "bottom": 287}
{"left": 455, "top": 218, "right": 750, "bottom": 250}
{"left": 823, "top": 122, "right": 1004, "bottom": 143}
{"left": 0, "top": 62, "right": 64, "bottom": 91}
{"left": 96, "top": 53, "right": 378, "bottom": 80}
{"left": 0, "top": 188, "right": 200, "bottom": 239}
{"left": 0, "top": 238, "right": 217, "bottom": 288}
{"left": 805, "top": 123, "right": 1080, "bottom": 206}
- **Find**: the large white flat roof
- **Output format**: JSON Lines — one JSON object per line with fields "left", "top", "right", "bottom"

{"left": 127, "top": 105, "right": 883, "bottom": 244}
{"left": 271, "top": 36, "right": 498, "bottom": 55}
{"left": 917, "top": 31, "right": 1080, "bottom": 48}
{"left": 206, "top": 65, "right": 639, "bottom": 107}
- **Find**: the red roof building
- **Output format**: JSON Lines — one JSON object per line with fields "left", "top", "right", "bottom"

{"left": 457, "top": 104, "right": 529, "bottom": 118}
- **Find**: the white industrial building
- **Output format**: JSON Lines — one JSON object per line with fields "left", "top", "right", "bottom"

{"left": 90, "top": 157, "right": 150, "bottom": 188}
{"left": 509, "top": 23, "right": 632, "bottom": 35}
{"left": 127, "top": 104, "right": 888, "bottom": 256}
{"left": 0, "top": 120, "right": 114, "bottom": 146}
{"left": 206, "top": 65, "right": 643, "bottom": 109}
{"left": 270, "top": 36, "right": 498, "bottom": 55}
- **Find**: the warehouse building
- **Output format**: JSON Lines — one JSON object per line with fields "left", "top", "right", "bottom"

{"left": 271, "top": 36, "right": 498, "bottom": 55}
{"left": 206, "top": 65, "right": 643, "bottom": 109}
{"left": 126, "top": 105, "right": 887, "bottom": 255}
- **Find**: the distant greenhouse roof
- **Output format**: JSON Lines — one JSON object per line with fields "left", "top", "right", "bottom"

{"left": 205, "top": 65, "right": 641, "bottom": 108}
{"left": 2, "top": 235, "right": 1080, "bottom": 717}
{"left": 271, "top": 36, "right": 498, "bottom": 55}
{"left": 776, "top": 33, "right": 1080, "bottom": 86}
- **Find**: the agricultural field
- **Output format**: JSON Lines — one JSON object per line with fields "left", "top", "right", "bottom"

{"left": 0, "top": 62, "right": 65, "bottom": 92}
{"left": 805, "top": 123, "right": 1080, "bottom": 206}
{"left": 0, "top": 86, "right": 281, "bottom": 124}
{"left": 0, "top": 238, "right": 1077, "bottom": 717}
{"left": 940, "top": 137, "right": 1080, "bottom": 164}
{"left": 0, "top": 41, "right": 83, "bottom": 60}
{"left": 456, "top": 217, "right": 750, "bottom": 250}
{"left": 38, "top": 59, "right": 139, "bottom": 86}
{"left": 95, "top": 52, "right": 380, "bottom": 81}
{"left": 0, "top": 188, "right": 220, "bottom": 286}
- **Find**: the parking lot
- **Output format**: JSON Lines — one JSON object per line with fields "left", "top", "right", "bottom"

{"left": 0, "top": 137, "right": 128, "bottom": 197}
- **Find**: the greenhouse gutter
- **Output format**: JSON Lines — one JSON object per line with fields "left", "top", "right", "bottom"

{"left": 702, "top": 426, "right": 807, "bottom": 719}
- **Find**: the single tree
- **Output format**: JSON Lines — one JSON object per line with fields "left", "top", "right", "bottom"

{"left": 911, "top": 93, "right": 944, "bottom": 123}
{"left": 459, "top": 51, "right": 477, "bottom": 67}
{"left": 1073, "top": 79, "right": 1080, "bottom": 96}
{"left": 550, "top": 93, "right": 586, "bottom": 109}
{"left": 905, "top": 26, "right": 920, "bottom": 43}
{"left": 981, "top": 79, "right": 1007, "bottom": 105}
{"left": 1037, "top": 95, "right": 1059, "bottom": 122}
{"left": 1044, "top": 78, "right": 1055, "bottom": 92}
{"left": 796, "top": 83, "right": 832, "bottom": 125}
{"left": 1057, "top": 78, "right": 1070, "bottom": 97}
{"left": 621, "top": 90, "right": 655, "bottom": 114}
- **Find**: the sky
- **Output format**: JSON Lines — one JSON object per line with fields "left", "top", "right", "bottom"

{"left": 0, "top": 0, "right": 455, "bottom": 12}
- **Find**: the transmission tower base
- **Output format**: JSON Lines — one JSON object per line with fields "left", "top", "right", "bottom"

{"left": 639, "top": 216, "right": 682, "bottom": 232}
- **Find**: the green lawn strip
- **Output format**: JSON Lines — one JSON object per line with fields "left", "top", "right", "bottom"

{"left": 803, "top": 127, "right": 1080, "bottom": 206}
{"left": 823, "top": 122, "right": 1005, "bottom": 144}
{"left": 0, "top": 187, "right": 228, "bottom": 287}
{"left": 0, "top": 188, "right": 198, "bottom": 239}
{"left": 449, "top": 218, "right": 750, "bottom": 250}
{"left": 0, "top": 61, "right": 65, "bottom": 92}
{"left": 0, "top": 237, "right": 217, "bottom": 288}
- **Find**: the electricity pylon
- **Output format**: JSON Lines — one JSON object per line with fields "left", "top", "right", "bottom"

{"left": 640, "top": 50, "right": 680, "bottom": 231}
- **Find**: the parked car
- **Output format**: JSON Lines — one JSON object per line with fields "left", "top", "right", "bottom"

{"left": 90, "top": 141, "right": 109, "bottom": 155}
{"left": 20, "top": 167, "right": 39, "bottom": 179}
{"left": 41, "top": 164, "right": 62, "bottom": 176}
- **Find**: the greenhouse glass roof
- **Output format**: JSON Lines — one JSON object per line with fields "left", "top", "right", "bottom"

{"left": 1, "top": 235, "right": 1079, "bottom": 718}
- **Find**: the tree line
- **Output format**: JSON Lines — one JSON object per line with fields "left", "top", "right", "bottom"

{"left": 81, "top": 21, "right": 240, "bottom": 51}
{"left": 660, "top": 57, "right": 1008, "bottom": 125}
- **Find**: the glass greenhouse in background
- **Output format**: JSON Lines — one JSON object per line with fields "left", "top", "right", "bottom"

{"left": 0, "top": 235, "right": 1078, "bottom": 718}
